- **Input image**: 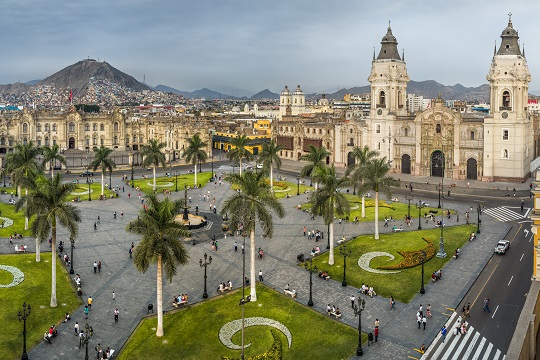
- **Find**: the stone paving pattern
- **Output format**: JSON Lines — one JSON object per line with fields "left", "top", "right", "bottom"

{"left": 0, "top": 164, "right": 527, "bottom": 359}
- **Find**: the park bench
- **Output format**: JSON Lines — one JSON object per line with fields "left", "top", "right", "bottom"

{"left": 337, "top": 236, "right": 346, "bottom": 245}
{"left": 393, "top": 228, "right": 403, "bottom": 232}
{"left": 15, "top": 245, "right": 27, "bottom": 253}
{"left": 284, "top": 289, "right": 297, "bottom": 298}
{"left": 328, "top": 311, "right": 341, "bottom": 318}
{"left": 172, "top": 299, "right": 188, "bottom": 308}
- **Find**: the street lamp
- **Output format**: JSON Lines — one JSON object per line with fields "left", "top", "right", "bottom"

{"left": 477, "top": 204, "right": 481, "bottom": 234}
{"left": 420, "top": 250, "right": 426, "bottom": 294}
{"left": 199, "top": 253, "right": 212, "bottom": 299}
{"left": 69, "top": 236, "right": 75, "bottom": 274}
{"left": 304, "top": 257, "right": 317, "bottom": 307}
{"left": 183, "top": 184, "right": 189, "bottom": 220}
{"left": 17, "top": 302, "right": 31, "bottom": 360}
{"left": 175, "top": 171, "right": 178, "bottom": 192}
{"left": 131, "top": 154, "right": 134, "bottom": 189}
{"left": 339, "top": 244, "right": 352, "bottom": 287}
{"left": 83, "top": 323, "right": 92, "bottom": 360}
{"left": 353, "top": 297, "right": 366, "bottom": 356}
{"left": 296, "top": 176, "right": 300, "bottom": 196}
{"left": 87, "top": 167, "right": 91, "bottom": 202}
{"left": 437, "top": 184, "right": 441, "bottom": 208}
{"left": 435, "top": 155, "right": 446, "bottom": 258}
{"left": 405, "top": 194, "right": 413, "bottom": 220}
{"left": 108, "top": 169, "right": 112, "bottom": 190}
{"left": 416, "top": 202, "right": 425, "bottom": 230}
{"left": 211, "top": 154, "right": 214, "bottom": 180}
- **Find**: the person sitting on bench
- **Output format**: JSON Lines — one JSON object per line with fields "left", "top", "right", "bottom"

{"left": 368, "top": 286, "right": 376, "bottom": 297}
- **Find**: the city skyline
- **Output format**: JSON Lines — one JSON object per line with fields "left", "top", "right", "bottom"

{"left": 1, "top": 0, "right": 538, "bottom": 94}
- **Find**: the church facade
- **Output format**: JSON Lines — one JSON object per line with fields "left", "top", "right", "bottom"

{"left": 275, "top": 17, "right": 534, "bottom": 182}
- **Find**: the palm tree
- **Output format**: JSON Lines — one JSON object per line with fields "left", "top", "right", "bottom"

{"left": 89, "top": 146, "right": 116, "bottom": 197}
{"left": 141, "top": 139, "right": 167, "bottom": 191}
{"left": 259, "top": 141, "right": 284, "bottom": 192}
{"left": 17, "top": 174, "right": 81, "bottom": 306}
{"left": 310, "top": 166, "right": 351, "bottom": 265}
{"left": 6, "top": 141, "right": 41, "bottom": 230}
{"left": 358, "top": 157, "right": 399, "bottom": 240}
{"left": 300, "top": 145, "right": 331, "bottom": 189}
{"left": 126, "top": 195, "right": 190, "bottom": 337}
{"left": 41, "top": 144, "right": 66, "bottom": 178}
{"left": 346, "top": 146, "right": 379, "bottom": 218}
{"left": 221, "top": 171, "right": 285, "bottom": 301}
{"left": 226, "top": 134, "right": 253, "bottom": 175}
{"left": 182, "top": 134, "right": 208, "bottom": 187}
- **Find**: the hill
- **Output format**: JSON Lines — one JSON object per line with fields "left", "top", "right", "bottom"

{"left": 250, "top": 89, "right": 279, "bottom": 100}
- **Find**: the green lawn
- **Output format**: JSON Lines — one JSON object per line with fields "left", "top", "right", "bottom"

{"left": 272, "top": 181, "right": 313, "bottom": 200}
{"left": 118, "top": 284, "right": 360, "bottom": 360}
{"left": 66, "top": 181, "right": 116, "bottom": 202}
{"left": 0, "top": 253, "right": 82, "bottom": 360}
{"left": 0, "top": 203, "right": 32, "bottom": 238}
{"left": 130, "top": 173, "right": 212, "bottom": 195}
{"left": 310, "top": 225, "right": 476, "bottom": 303}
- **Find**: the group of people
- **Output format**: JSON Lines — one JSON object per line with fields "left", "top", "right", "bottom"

{"left": 359, "top": 284, "right": 377, "bottom": 298}
{"left": 43, "top": 325, "right": 58, "bottom": 343}
{"left": 9, "top": 233, "right": 23, "bottom": 244}
{"left": 455, "top": 315, "right": 469, "bottom": 335}
{"left": 303, "top": 227, "right": 323, "bottom": 241}
{"left": 173, "top": 294, "right": 188, "bottom": 305}
{"left": 318, "top": 270, "right": 330, "bottom": 280}
{"left": 310, "top": 246, "right": 320, "bottom": 256}
{"left": 383, "top": 216, "right": 395, "bottom": 227}
{"left": 469, "top": 232, "right": 476, "bottom": 241}
{"left": 326, "top": 304, "right": 341, "bottom": 316}
{"left": 431, "top": 269, "right": 442, "bottom": 282}
{"left": 453, "top": 248, "right": 461, "bottom": 259}
{"left": 217, "top": 280, "right": 233, "bottom": 292}
{"left": 74, "top": 274, "right": 83, "bottom": 295}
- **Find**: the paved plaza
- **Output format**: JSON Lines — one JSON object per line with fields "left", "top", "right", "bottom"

{"left": 0, "top": 168, "right": 525, "bottom": 359}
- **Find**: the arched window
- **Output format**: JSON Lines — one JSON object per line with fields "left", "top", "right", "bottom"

{"left": 404, "top": 127, "right": 409, "bottom": 137}
{"left": 0, "top": 137, "right": 4, "bottom": 145}
{"left": 113, "top": 136, "right": 118, "bottom": 145}
{"left": 52, "top": 123, "right": 57, "bottom": 132}
{"left": 45, "top": 137, "right": 50, "bottom": 146}
{"left": 436, "top": 124, "right": 441, "bottom": 134}
{"left": 100, "top": 138, "right": 104, "bottom": 146}
{"left": 93, "top": 123, "right": 97, "bottom": 131}
{"left": 133, "top": 135, "right": 137, "bottom": 143}
{"left": 85, "top": 123, "right": 90, "bottom": 131}
{"left": 350, "top": 128, "right": 353, "bottom": 134}
{"left": 22, "top": 123, "right": 28, "bottom": 133}
{"left": 398, "top": 91, "right": 403, "bottom": 108}
{"left": 502, "top": 90, "right": 511, "bottom": 109}
{"left": 114, "top": 122, "right": 119, "bottom": 132}
{"left": 93, "top": 136, "right": 98, "bottom": 145}
{"left": 36, "top": 124, "right": 42, "bottom": 132}
{"left": 502, "top": 148, "right": 509, "bottom": 159}
{"left": 125, "top": 137, "right": 129, "bottom": 145}
{"left": 349, "top": 138, "right": 354, "bottom": 146}
{"left": 23, "top": 137, "right": 27, "bottom": 145}
{"left": 100, "top": 124, "right": 105, "bottom": 131}
{"left": 69, "top": 122, "right": 75, "bottom": 132}
{"left": 45, "top": 123, "right": 50, "bottom": 132}
{"left": 377, "top": 142, "right": 381, "bottom": 150}
{"left": 376, "top": 124, "right": 381, "bottom": 134}
{"left": 379, "top": 91, "right": 386, "bottom": 107}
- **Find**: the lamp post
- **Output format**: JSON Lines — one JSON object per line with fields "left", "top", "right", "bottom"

{"left": 296, "top": 176, "right": 300, "bottom": 196}
{"left": 437, "top": 184, "right": 441, "bottom": 208}
{"left": 183, "top": 184, "right": 189, "bottom": 220}
{"left": 405, "top": 194, "right": 413, "bottom": 220}
{"left": 477, "top": 204, "right": 481, "bottom": 234}
{"left": 108, "top": 169, "right": 112, "bottom": 190}
{"left": 17, "top": 302, "right": 31, "bottom": 360}
{"left": 87, "top": 167, "right": 91, "bottom": 202}
{"left": 353, "top": 297, "right": 366, "bottom": 356}
{"left": 211, "top": 154, "right": 214, "bottom": 180}
{"left": 199, "top": 253, "right": 212, "bottom": 299}
{"left": 69, "top": 236, "right": 75, "bottom": 274}
{"left": 83, "top": 323, "right": 92, "bottom": 360}
{"left": 420, "top": 250, "right": 426, "bottom": 294}
{"left": 416, "top": 202, "right": 424, "bottom": 230}
{"left": 175, "top": 171, "right": 178, "bottom": 192}
{"left": 304, "top": 258, "right": 317, "bottom": 307}
{"left": 131, "top": 155, "right": 134, "bottom": 189}
{"left": 339, "top": 244, "right": 352, "bottom": 287}
{"left": 436, "top": 155, "right": 446, "bottom": 258}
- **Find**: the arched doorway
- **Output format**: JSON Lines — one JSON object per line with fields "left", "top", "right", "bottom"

{"left": 466, "top": 158, "right": 477, "bottom": 180}
{"left": 431, "top": 150, "right": 444, "bottom": 177}
{"left": 347, "top": 152, "right": 355, "bottom": 167}
{"left": 401, "top": 154, "right": 411, "bottom": 174}
{"left": 68, "top": 137, "right": 75, "bottom": 149}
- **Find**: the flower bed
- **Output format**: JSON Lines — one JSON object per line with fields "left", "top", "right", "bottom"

{"left": 363, "top": 200, "right": 395, "bottom": 210}
{"left": 376, "top": 237, "right": 436, "bottom": 270}
{"left": 0, "top": 265, "right": 24, "bottom": 288}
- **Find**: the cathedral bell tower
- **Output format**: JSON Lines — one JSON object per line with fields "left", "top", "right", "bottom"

{"left": 368, "top": 21, "right": 409, "bottom": 118}
{"left": 484, "top": 14, "right": 532, "bottom": 181}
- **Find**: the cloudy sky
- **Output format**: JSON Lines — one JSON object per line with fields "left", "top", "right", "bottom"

{"left": 1, "top": 0, "right": 537, "bottom": 95}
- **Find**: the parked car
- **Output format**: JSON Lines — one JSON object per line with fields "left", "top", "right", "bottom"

{"left": 79, "top": 171, "right": 94, "bottom": 177}
{"left": 494, "top": 240, "right": 510, "bottom": 254}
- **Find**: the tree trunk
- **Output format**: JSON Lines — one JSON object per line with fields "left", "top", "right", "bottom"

{"left": 17, "top": 185, "right": 21, "bottom": 199}
{"left": 361, "top": 195, "right": 366, "bottom": 218}
{"left": 50, "top": 221, "right": 57, "bottom": 307}
{"left": 239, "top": 157, "right": 243, "bottom": 176}
{"left": 270, "top": 166, "right": 274, "bottom": 192}
{"left": 156, "top": 255, "right": 164, "bottom": 336}
{"left": 50, "top": 161, "right": 54, "bottom": 178}
{"left": 101, "top": 172, "right": 105, "bottom": 196}
{"left": 153, "top": 166, "right": 157, "bottom": 191}
{"left": 194, "top": 163, "right": 198, "bottom": 187}
{"left": 24, "top": 188, "right": 28, "bottom": 230}
{"left": 250, "top": 229, "right": 257, "bottom": 302}
{"left": 35, "top": 237, "right": 40, "bottom": 262}
{"left": 374, "top": 192, "right": 380, "bottom": 240}
{"left": 329, "top": 222, "right": 335, "bottom": 265}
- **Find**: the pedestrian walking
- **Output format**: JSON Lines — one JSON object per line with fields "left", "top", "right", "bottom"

{"left": 215, "top": 240, "right": 218, "bottom": 251}
{"left": 113, "top": 211, "right": 117, "bottom": 219}
{"left": 97, "top": 261, "right": 101, "bottom": 273}
{"left": 422, "top": 315, "right": 427, "bottom": 330}
{"left": 129, "top": 248, "right": 133, "bottom": 259}
{"left": 88, "top": 296, "right": 92, "bottom": 310}
{"left": 94, "top": 222, "right": 97, "bottom": 231}
{"left": 390, "top": 296, "right": 395, "bottom": 310}
{"left": 427, "top": 304, "right": 432, "bottom": 317}
{"left": 74, "top": 321, "right": 79, "bottom": 335}
{"left": 97, "top": 215, "right": 100, "bottom": 224}
{"left": 466, "top": 302, "right": 471, "bottom": 317}
{"left": 112, "top": 291, "right": 115, "bottom": 301}
{"left": 303, "top": 226, "right": 306, "bottom": 236}
{"left": 259, "top": 270, "right": 264, "bottom": 282}
{"left": 483, "top": 298, "right": 490, "bottom": 312}
{"left": 114, "top": 308, "right": 119, "bottom": 322}
{"left": 374, "top": 323, "right": 379, "bottom": 342}
{"left": 84, "top": 305, "right": 89, "bottom": 319}
{"left": 95, "top": 343, "right": 102, "bottom": 359}
{"left": 521, "top": 199, "right": 524, "bottom": 212}
{"left": 234, "top": 241, "right": 238, "bottom": 252}
{"left": 93, "top": 261, "right": 98, "bottom": 273}
{"left": 417, "top": 313, "right": 422, "bottom": 329}
{"left": 441, "top": 326, "right": 447, "bottom": 343}
{"left": 79, "top": 330, "right": 85, "bottom": 348}
{"left": 350, "top": 295, "right": 356, "bottom": 308}
{"left": 120, "top": 211, "right": 124, "bottom": 218}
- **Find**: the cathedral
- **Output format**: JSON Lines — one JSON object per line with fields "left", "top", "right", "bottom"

{"left": 275, "top": 16, "right": 534, "bottom": 182}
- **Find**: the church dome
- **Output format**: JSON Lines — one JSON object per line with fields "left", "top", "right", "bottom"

{"left": 280, "top": 86, "right": 291, "bottom": 96}
{"left": 376, "top": 22, "right": 401, "bottom": 61}
{"left": 293, "top": 85, "right": 304, "bottom": 95}
{"left": 497, "top": 16, "right": 522, "bottom": 56}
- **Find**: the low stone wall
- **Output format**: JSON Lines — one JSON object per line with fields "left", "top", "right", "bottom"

{"left": 507, "top": 281, "right": 540, "bottom": 360}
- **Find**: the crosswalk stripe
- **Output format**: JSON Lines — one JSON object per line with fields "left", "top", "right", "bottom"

{"left": 482, "top": 343, "right": 493, "bottom": 360}
{"left": 483, "top": 207, "right": 525, "bottom": 222}
{"left": 471, "top": 337, "right": 486, "bottom": 360}
{"left": 450, "top": 326, "right": 474, "bottom": 360}
{"left": 462, "top": 332, "right": 480, "bottom": 359}
{"left": 492, "top": 349, "right": 501, "bottom": 360}
{"left": 441, "top": 330, "right": 462, "bottom": 360}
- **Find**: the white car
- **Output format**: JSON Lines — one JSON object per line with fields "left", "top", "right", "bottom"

{"left": 494, "top": 240, "right": 510, "bottom": 254}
